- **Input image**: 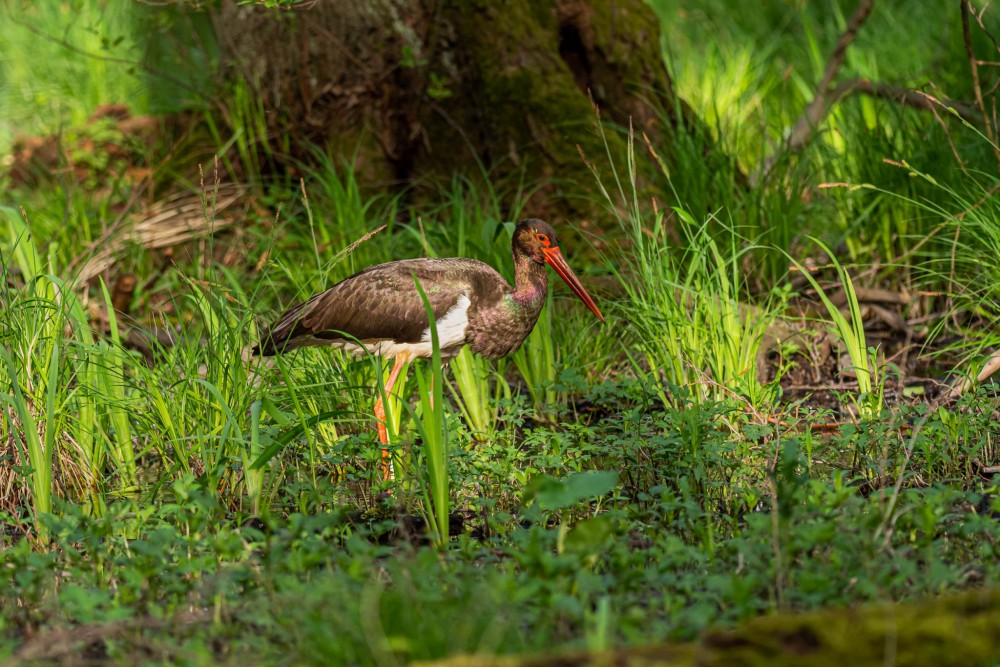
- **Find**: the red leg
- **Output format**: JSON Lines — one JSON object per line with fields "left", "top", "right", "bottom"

{"left": 374, "top": 353, "right": 410, "bottom": 481}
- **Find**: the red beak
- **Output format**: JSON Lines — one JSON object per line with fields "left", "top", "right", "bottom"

{"left": 542, "top": 246, "right": 605, "bottom": 322}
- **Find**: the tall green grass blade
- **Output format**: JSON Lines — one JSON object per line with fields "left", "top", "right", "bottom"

{"left": 0, "top": 347, "right": 52, "bottom": 543}
{"left": 247, "top": 399, "right": 266, "bottom": 514}
{"left": 250, "top": 408, "right": 351, "bottom": 471}
{"left": 788, "top": 238, "right": 879, "bottom": 418}
{"left": 448, "top": 347, "right": 503, "bottom": 437}
{"left": 408, "top": 275, "right": 449, "bottom": 547}
{"left": 97, "top": 279, "right": 138, "bottom": 495}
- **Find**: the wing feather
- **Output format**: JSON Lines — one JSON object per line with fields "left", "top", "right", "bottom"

{"left": 255, "top": 258, "right": 500, "bottom": 356}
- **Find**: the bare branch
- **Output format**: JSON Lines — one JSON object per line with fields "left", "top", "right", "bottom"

{"left": 854, "top": 81, "right": 979, "bottom": 122}
{"left": 758, "top": 0, "right": 875, "bottom": 180}
{"left": 794, "top": 0, "right": 876, "bottom": 138}
{"left": 942, "top": 347, "right": 1000, "bottom": 400}
{"left": 761, "top": 78, "right": 975, "bottom": 181}
{"left": 816, "top": 0, "right": 876, "bottom": 95}
{"left": 962, "top": 0, "right": 1000, "bottom": 168}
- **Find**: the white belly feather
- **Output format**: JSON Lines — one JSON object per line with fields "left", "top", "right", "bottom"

{"left": 302, "top": 294, "right": 471, "bottom": 359}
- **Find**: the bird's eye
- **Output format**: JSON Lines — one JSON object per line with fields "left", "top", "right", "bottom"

{"left": 536, "top": 233, "right": 550, "bottom": 246}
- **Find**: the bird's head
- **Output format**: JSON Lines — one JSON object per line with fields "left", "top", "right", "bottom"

{"left": 513, "top": 218, "right": 604, "bottom": 322}
{"left": 514, "top": 218, "right": 560, "bottom": 264}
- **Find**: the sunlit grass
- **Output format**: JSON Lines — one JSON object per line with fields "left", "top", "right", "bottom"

{"left": 0, "top": 0, "right": 215, "bottom": 154}
{"left": 652, "top": 0, "right": 976, "bottom": 270}
{"left": 3, "top": 3, "right": 1000, "bottom": 661}
{"left": 789, "top": 239, "right": 882, "bottom": 418}
{"left": 449, "top": 346, "right": 510, "bottom": 437}
{"left": 584, "top": 121, "right": 783, "bottom": 410}
{"left": 0, "top": 2, "right": 144, "bottom": 151}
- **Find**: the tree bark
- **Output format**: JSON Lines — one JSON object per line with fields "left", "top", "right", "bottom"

{"left": 212, "top": 0, "right": 699, "bottom": 216}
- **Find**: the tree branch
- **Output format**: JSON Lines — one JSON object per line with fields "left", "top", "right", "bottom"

{"left": 759, "top": 0, "right": 986, "bottom": 181}
{"left": 962, "top": 0, "right": 1000, "bottom": 170}
{"left": 758, "top": 0, "right": 875, "bottom": 180}
{"left": 816, "top": 0, "right": 876, "bottom": 95}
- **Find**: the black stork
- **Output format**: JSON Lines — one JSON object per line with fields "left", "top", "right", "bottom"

{"left": 254, "top": 219, "right": 604, "bottom": 479}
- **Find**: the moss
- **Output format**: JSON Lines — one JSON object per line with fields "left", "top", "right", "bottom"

{"left": 322, "top": 124, "right": 398, "bottom": 187}
{"left": 411, "top": 0, "right": 637, "bottom": 214}
{"left": 706, "top": 588, "right": 1000, "bottom": 667}
{"left": 415, "top": 588, "right": 1000, "bottom": 667}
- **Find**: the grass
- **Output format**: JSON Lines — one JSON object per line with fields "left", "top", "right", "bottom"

{"left": 789, "top": 238, "right": 882, "bottom": 418}
{"left": 0, "top": 397, "right": 996, "bottom": 663}
{"left": 409, "top": 277, "right": 451, "bottom": 546}
{"left": 2, "top": 0, "right": 1000, "bottom": 665}
{"left": 0, "top": 0, "right": 210, "bottom": 155}
{"left": 0, "top": 2, "right": 144, "bottom": 151}
{"left": 582, "top": 120, "right": 782, "bottom": 410}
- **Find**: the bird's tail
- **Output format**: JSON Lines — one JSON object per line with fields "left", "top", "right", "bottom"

{"left": 253, "top": 300, "right": 313, "bottom": 357}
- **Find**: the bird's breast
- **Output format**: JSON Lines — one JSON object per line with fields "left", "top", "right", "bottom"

{"left": 467, "top": 295, "right": 541, "bottom": 359}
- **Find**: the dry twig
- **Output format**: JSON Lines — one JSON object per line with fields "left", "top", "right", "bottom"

{"left": 759, "top": 0, "right": 875, "bottom": 179}
{"left": 962, "top": 0, "right": 1000, "bottom": 170}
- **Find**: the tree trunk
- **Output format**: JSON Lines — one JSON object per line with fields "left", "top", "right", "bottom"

{"left": 212, "top": 0, "right": 700, "bottom": 216}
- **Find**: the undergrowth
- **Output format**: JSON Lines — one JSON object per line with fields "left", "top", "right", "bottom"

{"left": 1, "top": 1, "right": 1000, "bottom": 665}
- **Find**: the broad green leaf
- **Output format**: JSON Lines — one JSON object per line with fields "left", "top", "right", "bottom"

{"left": 531, "top": 470, "right": 618, "bottom": 511}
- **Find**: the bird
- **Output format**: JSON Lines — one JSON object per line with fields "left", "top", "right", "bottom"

{"left": 254, "top": 218, "right": 604, "bottom": 480}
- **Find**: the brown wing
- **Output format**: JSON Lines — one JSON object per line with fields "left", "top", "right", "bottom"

{"left": 254, "top": 258, "right": 504, "bottom": 356}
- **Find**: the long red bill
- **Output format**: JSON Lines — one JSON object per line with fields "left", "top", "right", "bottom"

{"left": 542, "top": 246, "right": 605, "bottom": 322}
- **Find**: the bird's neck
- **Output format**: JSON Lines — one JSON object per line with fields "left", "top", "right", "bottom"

{"left": 510, "top": 250, "right": 548, "bottom": 308}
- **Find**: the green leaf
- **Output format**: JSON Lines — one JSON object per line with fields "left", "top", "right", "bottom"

{"left": 564, "top": 515, "right": 614, "bottom": 556}
{"left": 250, "top": 409, "right": 351, "bottom": 469}
{"left": 531, "top": 470, "right": 618, "bottom": 511}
